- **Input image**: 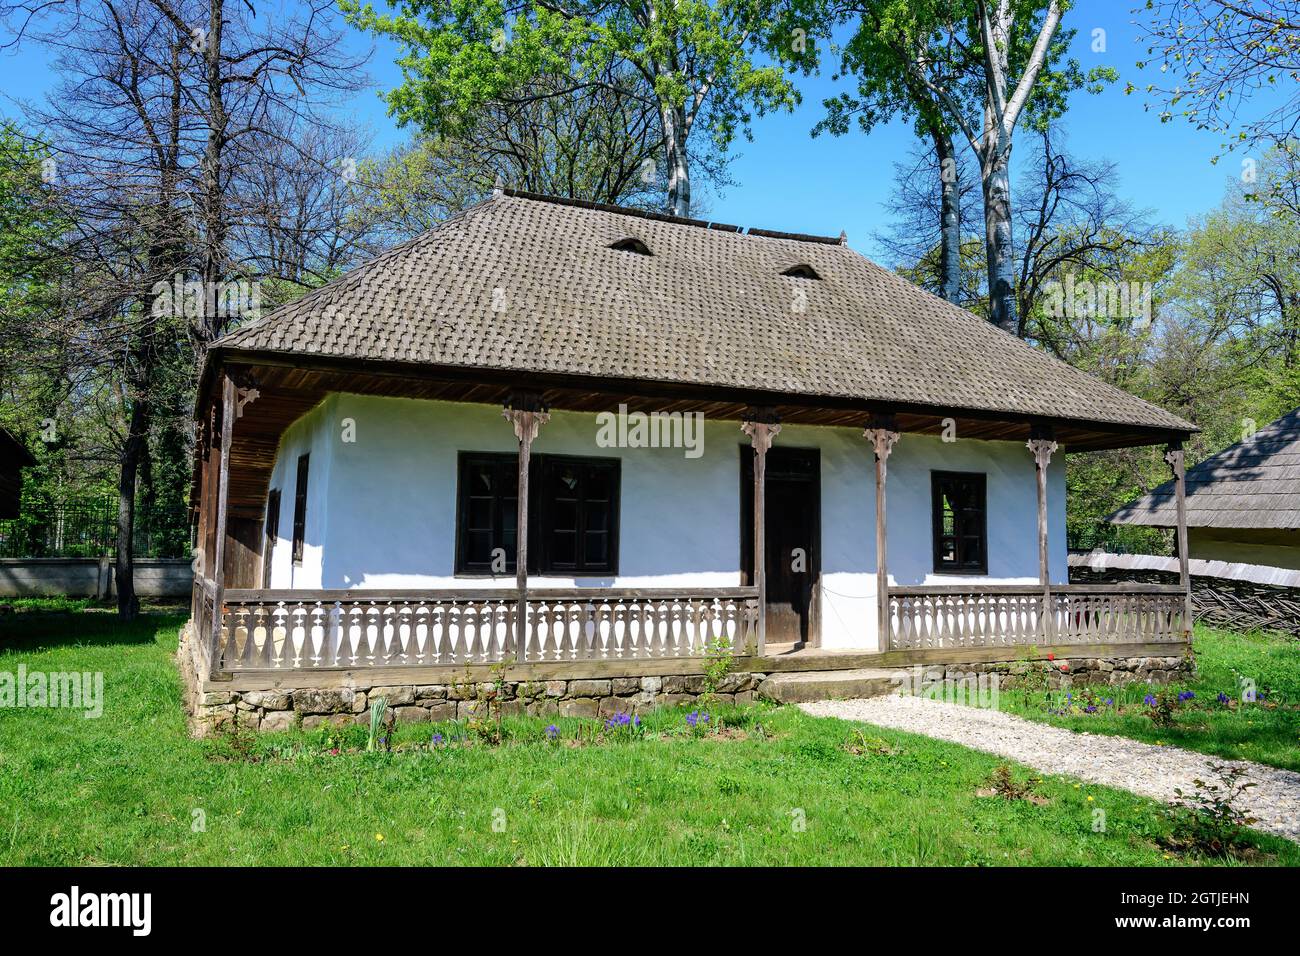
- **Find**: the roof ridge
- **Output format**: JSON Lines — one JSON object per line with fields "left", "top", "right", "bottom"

{"left": 500, "top": 188, "right": 847, "bottom": 246}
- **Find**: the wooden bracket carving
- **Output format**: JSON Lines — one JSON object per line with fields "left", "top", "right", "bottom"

{"left": 863, "top": 428, "right": 899, "bottom": 461}
{"left": 863, "top": 413, "right": 900, "bottom": 462}
{"left": 503, "top": 406, "right": 549, "bottom": 443}
{"left": 1164, "top": 442, "right": 1184, "bottom": 472}
{"left": 741, "top": 419, "right": 781, "bottom": 454}
{"left": 1026, "top": 438, "right": 1058, "bottom": 469}
{"left": 235, "top": 387, "right": 259, "bottom": 418}
{"left": 504, "top": 391, "right": 550, "bottom": 443}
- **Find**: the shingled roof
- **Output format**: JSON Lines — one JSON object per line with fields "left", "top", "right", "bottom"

{"left": 1110, "top": 408, "right": 1300, "bottom": 530}
{"left": 214, "top": 191, "right": 1193, "bottom": 437}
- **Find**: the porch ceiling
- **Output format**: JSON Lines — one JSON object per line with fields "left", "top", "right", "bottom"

{"left": 206, "top": 351, "right": 1190, "bottom": 519}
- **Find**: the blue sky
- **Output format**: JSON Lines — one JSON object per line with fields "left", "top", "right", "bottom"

{"left": 0, "top": 2, "right": 1254, "bottom": 259}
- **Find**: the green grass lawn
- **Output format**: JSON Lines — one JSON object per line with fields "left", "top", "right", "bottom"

{"left": 995, "top": 625, "right": 1300, "bottom": 772}
{"left": 1, "top": 605, "right": 1296, "bottom": 866}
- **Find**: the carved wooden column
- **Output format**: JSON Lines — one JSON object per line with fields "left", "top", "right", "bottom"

{"left": 863, "top": 413, "right": 899, "bottom": 650}
{"left": 1027, "top": 425, "right": 1058, "bottom": 640}
{"left": 504, "top": 393, "right": 549, "bottom": 661}
{"left": 1165, "top": 441, "right": 1193, "bottom": 640}
{"left": 742, "top": 411, "right": 780, "bottom": 656}
{"left": 208, "top": 373, "right": 236, "bottom": 679}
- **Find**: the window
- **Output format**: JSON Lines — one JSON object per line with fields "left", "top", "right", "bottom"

{"left": 456, "top": 454, "right": 520, "bottom": 573}
{"left": 931, "top": 471, "right": 987, "bottom": 574}
{"left": 609, "top": 236, "right": 652, "bottom": 256}
{"left": 537, "top": 455, "right": 619, "bottom": 574}
{"left": 291, "top": 454, "right": 309, "bottom": 565}
{"left": 262, "top": 488, "right": 281, "bottom": 588}
{"left": 455, "top": 452, "right": 620, "bottom": 575}
{"left": 781, "top": 263, "right": 821, "bottom": 280}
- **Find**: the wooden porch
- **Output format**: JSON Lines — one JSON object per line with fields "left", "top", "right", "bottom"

{"left": 189, "top": 357, "right": 1197, "bottom": 685}
{"left": 190, "top": 579, "right": 1189, "bottom": 683}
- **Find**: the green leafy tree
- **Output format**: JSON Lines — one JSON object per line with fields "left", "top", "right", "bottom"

{"left": 821, "top": 0, "right": 1113, "bottom": 334}
{"left": 341, "top": 0, "right": 810, "bottom": 217}
{"left": 1133, "top": 1, "right": 1300, "bottom": 158}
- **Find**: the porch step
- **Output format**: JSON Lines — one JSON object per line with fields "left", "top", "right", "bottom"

{"left": 756, "top": 668, "right": 899, "bottom": 704}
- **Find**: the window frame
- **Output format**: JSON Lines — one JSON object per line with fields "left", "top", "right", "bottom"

{"left": 930, "top": 470, "right": 988, "bottom": 575}
{"left": 535, "top": 453, "right": 621, "bottom": 576}
{"left": 291, "top": 454, "right": 310, "bottom": 566}
{"left": 454, "top": 452, "right": 526, "bottom": 575}
{"left": 453, "top": 451, "right": 621, "bottom": 577}
{"left": 262, "top": 488, "right": 281, "bottom": 588}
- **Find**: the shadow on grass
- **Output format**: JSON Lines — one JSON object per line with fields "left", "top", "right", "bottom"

{"left": 0, "top": 600, "right": 187, "bottom": 652}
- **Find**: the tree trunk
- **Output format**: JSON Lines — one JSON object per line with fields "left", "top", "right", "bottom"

{"left": 201, "top": 0, "right": 227, "bottom": 344}
{"left": 982, "top": 145, "right": 1018, "bottom": 334}
{"left": 935, "top": 129, "right": 961, "bottom": 304}
{"left": 115, "top": 395, "right": 149, "bottom": 619}
{"left": 662, "top": 103, "right": 691, "bottom": 218}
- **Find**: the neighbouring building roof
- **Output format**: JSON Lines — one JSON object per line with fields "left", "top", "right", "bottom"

{"left": 213, "top": 190, "right": 1193, "bottom": 438}
{"left": 1110, "top": 408, "right": 1300, "bottom": 530}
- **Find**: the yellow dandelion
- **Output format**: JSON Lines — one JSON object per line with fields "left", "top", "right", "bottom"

{"left": 375, "top": 833, "right": 384, "bottom": 842}
{"left": 1087, "top": 796, "right": 1094, "bottom": 802}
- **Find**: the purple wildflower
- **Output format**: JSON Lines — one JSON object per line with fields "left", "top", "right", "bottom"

{"left": 430, "top": 732, "right": 444, "bottom": 746}
{"left": 1178, "top": 690, "right": 1195, "bottom": 701}
{"left": 605, "top": 712, "right": 635, "bottom": 731}
{"left": 1217, "top": 692, "right": 1230, "bottom": 705}
{"left": 1143, "top": 694, "right": 1158, "bottom": 707}
{"left": 545, "top": 724, "right": 560, "bottom": 740}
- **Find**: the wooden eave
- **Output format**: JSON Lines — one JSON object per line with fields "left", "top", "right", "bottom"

{"left": 194, "top": 347, "right": 1196, "bottom": 520}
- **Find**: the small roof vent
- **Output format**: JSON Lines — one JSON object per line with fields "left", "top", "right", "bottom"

{"left": 609, "top": 236, "right": 652, "bottom": 256}
{"left": 782, "top": 263, "right": 821, "bottom": 280}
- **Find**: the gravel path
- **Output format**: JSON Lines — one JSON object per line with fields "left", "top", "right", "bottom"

{"left": 801, "top": 695, "right": 1300, "bottom": 843}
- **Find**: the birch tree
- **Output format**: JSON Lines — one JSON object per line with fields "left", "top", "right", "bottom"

{"left": 826, "top": 0, "right": 1109, "bottom": 334}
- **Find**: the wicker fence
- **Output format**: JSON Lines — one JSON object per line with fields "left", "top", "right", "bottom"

{"left": 1069, "top": 553, "right": 1300, "bottom": 637}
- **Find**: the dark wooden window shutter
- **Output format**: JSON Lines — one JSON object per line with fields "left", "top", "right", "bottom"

{"left": 291, "top": 454, "right": 310, "bottom": 566}
{"left": 263, "top": 488, "right": 281, "bottom": 587}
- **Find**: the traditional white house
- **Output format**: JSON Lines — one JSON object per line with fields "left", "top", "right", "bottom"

{"left": 186, "top": 191, "right": 1197, "bottom": 700}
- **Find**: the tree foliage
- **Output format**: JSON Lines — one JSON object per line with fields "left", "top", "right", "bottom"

{"left": 340, "top": 0, "right": 811, "bottom": 216}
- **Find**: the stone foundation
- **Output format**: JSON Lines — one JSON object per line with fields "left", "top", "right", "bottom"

{"left": 192, "top": 672, "right": 768, "bottom": 735}
{"left": 178, "top": 621, "right": 763, "bottom": 736}
{"left": 919, "top": 653, "right": 1195, "bottom": 691}
{"left": 177, "top": 622, "right": 1193, "bottom": 735}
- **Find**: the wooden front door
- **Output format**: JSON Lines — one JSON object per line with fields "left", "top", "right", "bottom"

{"left": 741, "top": 446, "right": 820, "bottom": 645}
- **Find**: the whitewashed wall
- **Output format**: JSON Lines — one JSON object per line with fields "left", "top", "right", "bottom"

{"left": 262, "top": 395, "right": 1067, "bottom": 651}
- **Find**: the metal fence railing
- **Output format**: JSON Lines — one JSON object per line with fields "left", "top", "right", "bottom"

{"left": 1066, "top": 521, "right": 1173, "bottom": 556}
{"left": 0, "top": 500, "right": 191, "bottom": 559}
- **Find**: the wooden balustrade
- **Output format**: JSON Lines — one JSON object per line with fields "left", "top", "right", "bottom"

{"left": 191, "top": 576, "right": 217, "bottom": 674}
{"left": 888, "top": 583, "right": 1187, "bottom": 650}
{"left": 214, "top": 587, "right": 759, "bottom": 673}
